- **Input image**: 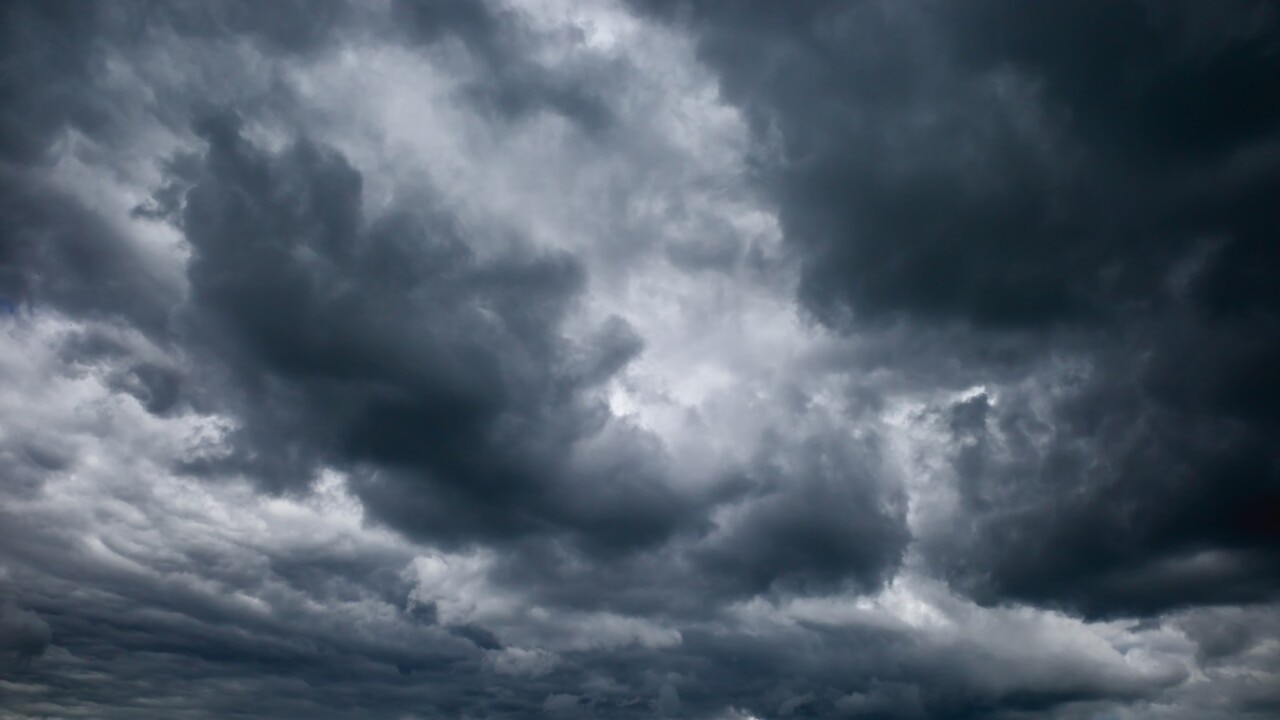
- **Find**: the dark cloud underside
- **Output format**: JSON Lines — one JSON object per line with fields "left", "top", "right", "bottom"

{"left": 635, "top": 0, "right": 1280, "bottom": 618}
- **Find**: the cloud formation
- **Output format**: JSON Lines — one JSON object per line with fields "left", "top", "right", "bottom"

{"left": 634, "top": 0, "right": 1280, "bottom": 619}
{"left": 2, "top": 1, "right": 1278, "bottom": 718}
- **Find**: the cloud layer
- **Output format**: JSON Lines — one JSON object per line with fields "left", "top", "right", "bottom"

{"left": 2, "top": 1, "right": 1278, "bottom": 718}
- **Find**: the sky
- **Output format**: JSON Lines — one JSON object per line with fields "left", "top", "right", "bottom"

{"left": 1, "top": 1, "right": 1279, "bottom": 718}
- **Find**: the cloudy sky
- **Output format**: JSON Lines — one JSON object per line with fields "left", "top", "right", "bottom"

{"left": 2, "top": 1, "right": 1279, "bottom": 718}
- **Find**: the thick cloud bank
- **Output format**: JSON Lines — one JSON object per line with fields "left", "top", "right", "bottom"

{"left": 630, "top": 0, "right": 1280, "bottom": 620}
{"left": 2, "top": 1, "right": 1278, "bottom": 718}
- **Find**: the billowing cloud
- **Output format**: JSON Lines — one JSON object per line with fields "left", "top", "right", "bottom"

{"left": 632, "top": 0, "right": 1280, "bottom": 619}
{"left": 2, "top": 0, "right": 1278, "bottom": 718}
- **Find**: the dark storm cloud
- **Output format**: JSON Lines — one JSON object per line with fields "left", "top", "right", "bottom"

{"left": 0, "top": 0, "right": 350, "bottom": 168}
{"left": 0, "top": 0, "right": 668, "bottom": 556}
{"left": 0, "top": 0, "right": 113, "bottom": 166}
{"left": 638, "top": 0, "right": 1280, "bottom": 329}
{"left": 0, "top": 603, "right": 50, "bottom": 662}
{"left": 0, "top": 170, "right": 181, "bottom": 335}
{"left": 636, "top": 0, "right": 1280, "bottom": 617}
{"left": 4, "top": 1, "right": 1280, "bottom": 719}
{"left": 690, "top": 430, "right": 907, "bottom": 598}
{"left": 392, "top": 0, "right": 614, "bottom": 131}
{"left": 161, "top": 112, "right": 907, "bottom": 596}
{"left": 163, "top": 112, "right": 700, "bottom": 553}
{"left": 0, "top": 462, "right": 513, "bottom": 717}
{"left": 480, "top": 425, "right": 908, "bottom": 622}
{"left": 0, "top": 555, "right": 486, "bottom": 719}
{"left": 0, "top": 0, "right": 600, "bottom": 176}
{"left": 515, "top": 616, "right": 1180, "bottom": 720}
{"left": 925, "top": 365, "right": 1280, "bottom": 618}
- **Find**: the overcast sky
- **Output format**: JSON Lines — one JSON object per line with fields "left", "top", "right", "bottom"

{"left": 2, "top": 1, "right": 1279, "bottom": 718}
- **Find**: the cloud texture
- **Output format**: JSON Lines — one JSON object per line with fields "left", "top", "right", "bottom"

{"left": 2, "top": 1, "right": 1278, "bottom": 718}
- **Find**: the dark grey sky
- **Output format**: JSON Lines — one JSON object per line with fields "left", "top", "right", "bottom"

{"left": 2, "top": 1, "right": 1278, "bottom": 718}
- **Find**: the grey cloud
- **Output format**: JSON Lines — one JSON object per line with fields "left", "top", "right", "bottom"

{"left": 634, "top": 0, "right": 1280, "bottom": 618}
{"left": 0, "top": 1, "right": 117, "bottom": 165}
{"left": 1176, "top": 606, "right": 1275, "bottom": 662}
{"left": 109, "top": 361, "right": 184, "bottom": 415}
{"left": 691, "top": 431, "right": 907, "bottom": 598}
{"left": 3, "top": 1, "right": 1280, "bottom": 718}
{"left": 0, "top": 477, "right": 491, "bottom": 717}
{"left": 0, "top": 0, "right": 597, "bottom": 180}
{"left": 0, "top": 170, "right": 181, "bottom": 336}
{"left": 167, "top": 112, "right": 695, "bottom": 553}
{"left": 154, "top": 110, "right": 906, "bottom": 595}
{"left": 638, "top": 0, "right": 1280, "bottom": 330}
{"left": 0, "top": 603, "right": 51, "bottom": 662}
{"left": 393, "top": 0, "right": 615, "bottom": 131}
{"left": 919, "top": 318, "right": 1280, "bottom": 618}
{"left": 0, "top": 1, "right": 351, "bottom": 169}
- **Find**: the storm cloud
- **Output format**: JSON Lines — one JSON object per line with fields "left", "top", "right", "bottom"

{"left": 2, "top": 1, "right": 1278, "bottom": 718}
